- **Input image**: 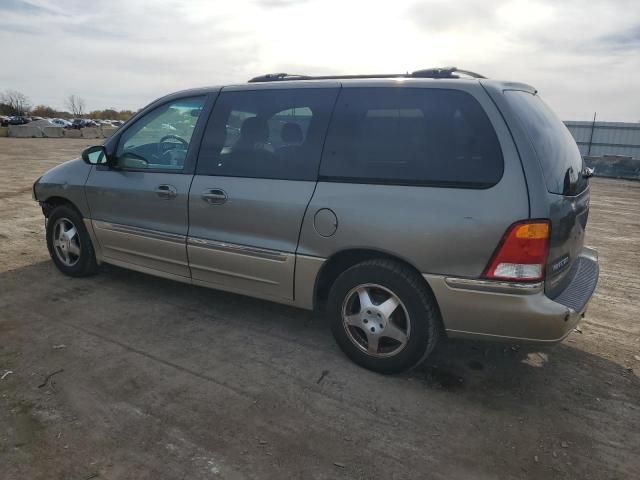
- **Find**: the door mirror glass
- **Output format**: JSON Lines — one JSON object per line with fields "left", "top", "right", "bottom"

{"left": 82, "top": 145, "right": 108, "bottom": 165}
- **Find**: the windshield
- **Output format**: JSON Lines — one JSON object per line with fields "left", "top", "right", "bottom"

{"left": 505, "top": 90, "right": 587, "bottom": 196}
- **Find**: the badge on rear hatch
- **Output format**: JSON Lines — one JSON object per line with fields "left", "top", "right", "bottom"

{"left": 551, "top": 255, "right": 570, "bottom": 273}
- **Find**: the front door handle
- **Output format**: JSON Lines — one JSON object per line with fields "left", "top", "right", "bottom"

{"left": 201, "top": 189, "right": 227, "bottom": 205}
{"left": 156, "top": 184, "right": 177, "bottom": 199}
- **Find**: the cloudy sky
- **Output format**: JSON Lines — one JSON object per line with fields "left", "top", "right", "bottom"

{"left": 1, "top": 0, "right": 639, "bottom": 120}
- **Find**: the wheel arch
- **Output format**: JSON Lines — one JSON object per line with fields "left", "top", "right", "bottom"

{"left": 40, "top": 196, "right": 82, "bottom": 219}
{"left": 313, "top": 248, "right": 440, "bottom": 313}
{"left": 42, "top": 195, "right": 102, "bottom": 268}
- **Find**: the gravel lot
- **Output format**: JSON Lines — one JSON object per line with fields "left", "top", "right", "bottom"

{"left": 1, "top": 138, "right": 639, "bottom": 479}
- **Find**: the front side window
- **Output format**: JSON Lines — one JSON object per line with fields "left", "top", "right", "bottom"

{"left": 197, "top": 89, "right": 338, "bottom": 180}
{"left": 116, "top": 96, "right": 206, "bottom": 170}
{"left": 320, "top": 88, "right": 504, "bottom": 187}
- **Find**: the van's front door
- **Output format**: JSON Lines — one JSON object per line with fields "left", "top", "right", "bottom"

{"left": 85, "top": 96, "right": 208, "bottom": 278}
{"left": 187, "top": 86, "right": 338, "bottom": 300}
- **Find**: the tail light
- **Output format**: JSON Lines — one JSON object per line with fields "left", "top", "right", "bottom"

{"left": 483, "top": 220, "right": 550, "bottom": 282}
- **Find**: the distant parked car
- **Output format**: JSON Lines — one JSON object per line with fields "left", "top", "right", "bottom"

{"left": 0, "top": 115, "right": 8, "bottom": 127}
{"left": 110, "top": 120, "right": 123, "bottom": 127}
{"left": 7, "top": 116, "right": 31, "bottom": 125}
{"left": 70, "top": 119, "right": 99, "bottom": 129}
{"left": 50, "top": 118, "right": 72, "bottom": 128}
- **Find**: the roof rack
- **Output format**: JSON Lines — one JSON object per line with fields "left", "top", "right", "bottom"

{"left": 248, "top": 67, "right": 486, "bottom": 83}
{"left": 412, "top": 67, "right": 486, "bottom": 79}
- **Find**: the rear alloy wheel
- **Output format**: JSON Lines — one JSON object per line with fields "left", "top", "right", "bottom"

{"left": 341, "top": 284, "right": 410, "bottom": 357}
{"left": 328, "top": 259, "right": 441, "bottom": 373}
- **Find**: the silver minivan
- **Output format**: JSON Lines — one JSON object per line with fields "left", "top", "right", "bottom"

{"left": 33, "top": 68, "right": 599, "bottom": 373}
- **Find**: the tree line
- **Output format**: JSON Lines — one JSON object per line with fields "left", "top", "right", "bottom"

{"left": 0, "top": 89, "right": 135, "bottom": 121}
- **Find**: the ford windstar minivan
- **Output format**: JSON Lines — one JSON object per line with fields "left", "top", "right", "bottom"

{"left": 33, "top": 67, "right": 599, "bottom": 373}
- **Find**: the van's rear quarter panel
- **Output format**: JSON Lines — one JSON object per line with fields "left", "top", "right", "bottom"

{"left": 298, "top": 84, "right": 529, "bottom": 278}
{"left": 298, "top": 180, "right": 528, "bottom": 277}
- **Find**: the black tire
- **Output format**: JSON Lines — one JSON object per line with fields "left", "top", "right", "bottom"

{"left": 328, "top": 259, "right": 441, "bottom": 374}
{"left": 46, "top": 204, "right": 99, "bottom": 277}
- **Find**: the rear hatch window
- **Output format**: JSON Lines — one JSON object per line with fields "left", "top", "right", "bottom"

{"left": 504, "top": 90, "right": 587, "bottom": 196}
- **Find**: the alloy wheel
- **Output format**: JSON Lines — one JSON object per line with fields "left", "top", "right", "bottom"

{"left": 52, "top": 217, "right": 81, "bottom": 267}
{"left": 341, "top": 283, "right": 411, "bottom": 357}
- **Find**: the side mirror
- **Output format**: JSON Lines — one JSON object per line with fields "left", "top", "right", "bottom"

{"left": 82, "top": 145, "right": 108, "bottom": 165}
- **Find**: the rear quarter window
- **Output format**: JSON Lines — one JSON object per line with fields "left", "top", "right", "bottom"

{"left": 504, "top": 90, "right": 587, "bottom": 196}
{"left": 319, "top": 88, "right": 503, "bottom": 187}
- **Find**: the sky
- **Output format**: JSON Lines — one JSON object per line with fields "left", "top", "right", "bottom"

{"left": 0, "top": 0, "right": 639, "bottom": 121}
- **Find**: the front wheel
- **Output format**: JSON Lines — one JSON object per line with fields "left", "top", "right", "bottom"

{"left": 328, "top": 259, "right": 441, "bottom": 374}
{"left": 46, "top": 204, "right": 99, "bottom": 277}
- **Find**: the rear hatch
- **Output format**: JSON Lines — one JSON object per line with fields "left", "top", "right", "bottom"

{"left": 503, "top": 90, "right": 590, "bottom": 297}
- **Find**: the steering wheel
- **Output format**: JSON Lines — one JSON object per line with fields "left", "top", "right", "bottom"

{"left": 159, "top": 134, "right": 188, "bottom": 152}
{"left": 155, "top": 134, "right": 188, "bottom": 166}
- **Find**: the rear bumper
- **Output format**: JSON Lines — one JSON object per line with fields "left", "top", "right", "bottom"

{"left": 424, "top": 247, "right": 599, "bottom": 344}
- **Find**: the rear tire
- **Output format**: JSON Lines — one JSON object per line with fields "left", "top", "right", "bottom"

{"left": 46, "top": 204, "right": 99, "bottom": 277}
{"left": 327, "top": 259, "right": 441, "bottom": 374}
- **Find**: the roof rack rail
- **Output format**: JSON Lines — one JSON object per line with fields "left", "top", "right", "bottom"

{"left": 248, "top": 67, "right": 486, "bottom": 83}
{"left": 247, "top": 73, "right": 312, "bottom": 82}
{"left": 411, "top": 67, "right": 486, "bottom": 79}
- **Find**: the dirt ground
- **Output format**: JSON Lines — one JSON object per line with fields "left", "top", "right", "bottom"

{"left": 0, "top": 138, "right": 638, "bottom": 480}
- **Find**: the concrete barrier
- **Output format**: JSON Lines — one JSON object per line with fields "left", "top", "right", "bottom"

{"left": 8, "top": 125, "right": 43, "bottom": 138}
{"left": 81, "top": 127, "right": 101, "bottom": 139}
{"left": 3, "top": 124, "right": 114, "bottom": 139}
{"left": 585, "top": 155, "right": 640, "bottom": 181}
{"left": 63, "top": 128, "right": 82, "bottom": 138}
{"left": 102, "top": 127, "right": 117, "bottom": 138}
{"left": 42, "top": 126, "right": 65, "bottom": 138}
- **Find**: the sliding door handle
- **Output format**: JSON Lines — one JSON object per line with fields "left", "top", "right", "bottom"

{"left": 201, "top": 188, "right": 227, "bottom": 205}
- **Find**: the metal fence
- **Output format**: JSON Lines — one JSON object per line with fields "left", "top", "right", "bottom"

{"left": 564, "top": 120, "right": 640, "bottom": 159}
